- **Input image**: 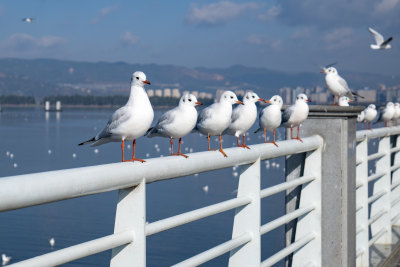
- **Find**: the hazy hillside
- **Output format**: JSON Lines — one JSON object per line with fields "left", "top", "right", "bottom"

{"left": 0, "top": 58, "right": 398, "bottom": 97}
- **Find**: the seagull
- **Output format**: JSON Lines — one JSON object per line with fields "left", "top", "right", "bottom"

{"left": 376, "top": 102, "right": 395, "bottom": 127}
{"left": 255, "top": 95, "right": 283, "bottom": 147}
{"left": 79, "top": 71, "right": 154, "bottom": 162}
{"left": 368, "top": 27, "right": 393, "bottom": 50}
{"left": 196, "top": 91, "right": 242, "bottom": 157}
{"left": 224, "top": 92, "right": 263, "bottom": 149}
{"left": 281, "top": 93, "right": 310, "bottom": 142}
{"left": 321, "top": 67, "right": 363, "bottom": 105}
{"left": 2, "top": 254, "right": 11, "bottom": 266}
{"left": 22, "top": 18, "right": 34, "bottom": 23}
{"left": 393, "top": 103, "right": 400, "bottom": 126}
{"left": 338, "top": 96, "right": 352, "bottom": 106}
{"left": 357, "top": 110, "right": 365, "bottom": 123}
{"left": 49, "top": 237, "right": 55, "bottom": 247}
{"left": 146, "top": 94, "right": 202, "bottom": 158}
{"left": 363, "top": 104, "right": 377, "bottom": 130}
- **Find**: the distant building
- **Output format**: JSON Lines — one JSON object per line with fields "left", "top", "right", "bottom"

{"left": 215, "top": 89, "right": 225, "bottom": 102}
{"left": 155, "top": 89, "right": 162, "bottom": 97}
{"left": 357, "top": 89, "right": 376, "bottom": 103}
{"left": 172, "top": 88, "right": 181, "bottom": 98}
{"left": 182, "top": 90, "right": 190, "bottom": 96}
{"left": 164, "top": 88, "right": 171, "bottom": 97}
{"left": 279, "top": 87, "right": 292, "bottom": 104}
{"left": 235, "top": 90, "right": 245, "bottom": 97}
{"left": 191, "top": 91, "right": 199, "bottom": 98}
{"left": 147, "top": 89, "right": 154, "bottom": 97}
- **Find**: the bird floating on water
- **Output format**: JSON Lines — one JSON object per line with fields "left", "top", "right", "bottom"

{"left": 255, "top": 95, "right": 283, "bottom": 146}
{"left": 224, "top": 92, "right": 263, "bottom": 149}
{"left": 281, "top": 94, "right": 310, "bottom": 142}
{"left": 196, "top": 90, "right": 242, "bottom": 157}
{"left": 79, "top": 71, "right": 154, "bottom": 162}
{"left": 368, "top": 27, "right": 393, "bottom": 50}
{"left": 146, "top": 94, "right": 202, "bottom": 158}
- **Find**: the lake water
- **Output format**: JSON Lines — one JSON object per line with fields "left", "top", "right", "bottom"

{"left": 0, "top": 107, "right": 287, "bottom": 266}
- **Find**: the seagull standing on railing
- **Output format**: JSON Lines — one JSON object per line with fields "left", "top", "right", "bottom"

{"left": 255, "top": 95, "right": 283, "bottom": 146}
{"left": 321, "top": 67, "right": 363, "bottom": 105}
{"left": 376, "top": 102, "right": 395, "bottom": 127}
{"left": 78, "top": 71, "right": 153, "bottom": 162}
{"left": 363, "top": 104, "right": 377, "bottom": 130}
{"left": 146, "top": 94, "right": 202, "bottom": 158}
{"left": 338, "top": 96, "right": 352, "bottom": 106}
{"left": 196, "top": 91, "right": 242, "bottom": 157}
{"left": 368, "top": 27, "right": 393, "bottom": 50}
{"left": 224, "top": 92, "right": 264, "bottom": 149}
{"left": 281, "top": 94, "right": 310, "bottom": 142}
{"left": 392, "top": 103, "right": 400, "bottom": 126}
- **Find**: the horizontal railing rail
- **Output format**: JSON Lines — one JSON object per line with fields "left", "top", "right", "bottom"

{"left": 2, "top": 135, "right": 323, "bottom": 267}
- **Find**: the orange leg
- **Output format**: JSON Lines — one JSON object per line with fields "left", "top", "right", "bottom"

{"left": 171, "top": 138, "right": 188, "bottom": 158}
{"left": 271, "top": 129, "right": 279, "bottom": 147}
{"left": 207, "top": 134, "right": 216, "bottom": 151}
{"left": 241, "top": 135, "right": 250, "bottom": 149}
{"left": 236, "top": 136, "right": 241, "bottom": 147}
{"left": 290, "top": 127, "right": 294, "bottom": 139}
{"left": 294, "top": 126, "right": 303, "bottom": 142}
{"left": 124, "top": 139, "right": 145, "bottom": 163}
{"left": 121, "top": 140, "right": 125, "bottom": 162}
{"left": 218, "top": 135, "right": 227, "bottom": 157}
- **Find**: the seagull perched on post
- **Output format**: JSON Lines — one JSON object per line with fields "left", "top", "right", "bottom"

{"left": 79, "top": 71, "right": 154, "bottom": 162}
{"left": 281, "top": 94, "right": 310, "bottom": 142}
{"left": 255, "top": 95, "right": 283, "bottom": 146}
{"left": 224, "top": 92, "right": 264, "bottom": 149}
{"left": 146, "top": 94, "right": 202, "bottom": 158}
{"left": 376, "top": 102, "right": 395, "bottom": 127}
{"left": 196, "top": 91, "right": 242, "bottom": 157}
{"left": 368, "top": 27, "right": 393, "bottom": 50}
{"left": 321, "top": 67, "right": 363, "bottom": 105}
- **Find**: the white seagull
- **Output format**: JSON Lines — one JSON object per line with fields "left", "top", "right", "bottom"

{"left": 357, "top": 110, "right": 365, "bottom": 123}
{"left": 2, "top": 254, "right": 11, "bottom": 266}
{"left": 338, "top": 96, "right": 352, "bottom": 106}
{"left": 79, "top": 71, "right": 154, "bottom": 162}
{"left": 224, "top": 92, "right": 264, "bottom": 149}
{"left": 22, "top": 18, "right": 34, "bottom": 23}
{"left": 146, "top": 94, "right": 202, "bottom": 158}
{"left": 196, "top": 91, "right": 242, "bottom": 157}
{"left": 376, "top": 102, "right": 395, "bottom": 127}
{"left": 49, "top": 237, "right": 55, "bottom": 247}
{"left": 363, "top": 104, "right": 377, "bottom": 130}
{"left": 281, "top": 93, "right": 311, "bottom": 142}
{"left": 255, "top": 95, "right": 283, "bottom": 146}
{"left": 368, "top": 27, "right": 393, "bottom": 50}
{"left": 321, "top": 67, "right": 363, "bottom": 105}
{"left": 393, "top": 103, "right": 400, "bottom": 126}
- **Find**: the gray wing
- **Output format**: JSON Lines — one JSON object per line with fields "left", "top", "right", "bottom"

{"left": 281, "top": 106, "right": 294, "bottom": 124}
{"left": 197, "top": 106, "right": 214, "bottom": 125}
{"left": 230, "top": 106, "right": 241, "bottom": 124}
{"left": 369, "top": 27, "right": 384, "bottom": 45}
{"left": 97, "top": 106, "right": 131, "bottom": 139}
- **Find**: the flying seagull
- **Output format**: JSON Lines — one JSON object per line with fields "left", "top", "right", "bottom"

{"left": 22, "top": 18, "right": 35, "bottom": 23}
{"left": 368, "top": 27, "right": 392, "bottom": 50}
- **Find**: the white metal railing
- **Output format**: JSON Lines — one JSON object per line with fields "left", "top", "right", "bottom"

{"left": 0, "top": 135, "right": 323, "bottom": 267}
{"left": 355, "top": 126, "right": 400, "bottom": 267}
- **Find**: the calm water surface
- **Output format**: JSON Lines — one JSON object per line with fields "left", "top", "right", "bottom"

{"left": 0, "top": 107, "right": 286, "bottom": 266}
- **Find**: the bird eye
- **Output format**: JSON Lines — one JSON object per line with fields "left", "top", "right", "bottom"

{"left": 230, "top": 96, "right": 233, "bottom": 99}
{"left": 189, "top": 99, "right": 192, "bottom": 102}
{"left": 252, "top": 95, "right": 255, "bottom": 98}
{"left": 136, "top": 77, "right": 139, "bottom": 80}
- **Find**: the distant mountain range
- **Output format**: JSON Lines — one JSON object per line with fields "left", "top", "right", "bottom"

{"left": 0, "top": 58, "right": 398, "bottom": 97}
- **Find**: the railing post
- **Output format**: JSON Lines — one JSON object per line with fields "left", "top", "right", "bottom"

{"left": 111, "top": 179, "right": 146, "bottom": 267}
{"left": 392, "top": 135, "right": 400, "bottom": 226}
{"left": 292, "top": 144, "right": 322, "bottom": 266}
{"left": 228, "top": 158, "right": 261, "bottom": 267}
{"left": 286, "top": 106, "right": 364, "bottom": 267}
{"left": 356, "top": 138, "right": 369, "bottom": 267}
{"left": 370, "top": 136, "right": 392, "bottom": 244}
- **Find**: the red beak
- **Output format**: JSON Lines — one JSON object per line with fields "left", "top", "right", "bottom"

{"left": 236, "top": 100, "right": 244, "bottom": 105}
{"left": 195, "top": 101, "right": 203, "bottom": 105}
{"left": 320, "top": 69, "right": 326, "bottom": 74}
{"left": 258, "top": 98, "right": 264, "bottom": 102}
{"left": 264, "top": 100, "right": 271, "bottom": 104}
{"left": 143, "top": 80, "right": 151, "bottom": 85}
{"left": 306, "top": 99, "right": 311, "bottom": 102}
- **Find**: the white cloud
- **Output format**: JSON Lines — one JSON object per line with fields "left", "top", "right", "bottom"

{"left": 91, "top": 5, "right": 119, "bottom": 24}
{"left": 291, "top": 28, "right": 312, "bottom": 39}
{"left": 258, "top": 5, "right": 281, "bottom": 21}
{"left": 246, "top": 34, "right": 281, "bottom": 49}
{"left": 120, "top": 32, "right": 140, "bottom": 46}
{"left": 186, "top": 1, "right": 258, "bottom": 26}
{"left": 0, "top": 33, "right": 66, "bottom": 51}
{"left": 323, "top": 28, "right": 355, "bottom": 50}
{"left": 375, "top": 0, "right": 399, "bottom": 13}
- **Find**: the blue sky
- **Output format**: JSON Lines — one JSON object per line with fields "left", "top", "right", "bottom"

{"left": 0, "top": 0, "right": 399, "bottom": 75}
